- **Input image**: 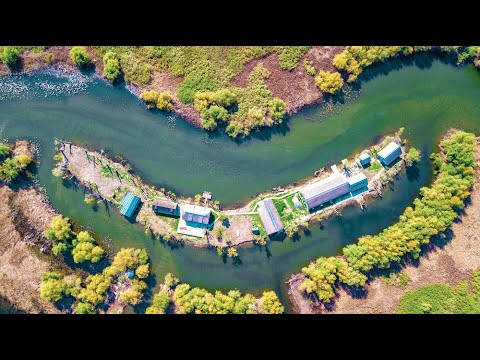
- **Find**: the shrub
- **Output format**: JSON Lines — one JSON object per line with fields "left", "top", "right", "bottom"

{"left": 0, "top": 143, "right": 10, "bottom": 158}
{"left": 177, "top": 68, "right": 217, "bottom": 104}
{"left": 84, "top": 195, "right": 97, "bottom": 206}
{"left": 69, "top": 46, "right": 91, "bottom": 69}
{"left": 103, "top": 52, "right": 122, "bottom": 84}
{"left": 74, "top": 302, "right": 96, "bottom": 314}
{"left": 1, "top": 47, "right": 19, "bottom": 69}
{"left": 405, "top": 147, "right": 421, "bottom": 166}
{"left": 303, "top": 59, "right": 316, "bottom": 76}
{"left": 260, "top": 291, "right": 284, "bottom": 314}
{"left": 276, "top": 46, "right": 311, "bottom": 70}
{"left": 315, "top": 71, "right": 344, "bottom": 94}
{"left": 268, "top": 98, "right": 287, "bottom": 123}
{"left": 39, "top": 272, "right": 73, "bottom": 302}
{"left": 120, "top": 53, "right": 152, "bottom": 86}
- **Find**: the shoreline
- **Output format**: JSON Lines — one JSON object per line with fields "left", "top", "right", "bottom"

{"left": 56, "top": 132, "right": 405, "bottom": 250}
{"left": 287, "top": 131, "right": 478, "bottom": 314}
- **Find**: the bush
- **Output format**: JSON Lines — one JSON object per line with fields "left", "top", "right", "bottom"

{"left": 140, "top": 90, "right": 174, "bottom": 111}
{"left": 120, "top": 53, "right": 152, "bottom": 86}
{"left": 0, "top": 143, "right": 10, "bottom": 158}
{"left": 84, "top": 195, "right": 96, "bottom": 206}
{"left": 164, "top": 272, "right": 179, "bottom": 287}
{"left": 276, "top": 46, "right": 311, "bottom": 71}
{"left": 315, "top": 71, "right": 344, "bottom": 94}
{"left": 74, "top": 302, "right": 96, "bottom": 314}
{"left": 177, "top": 68, "right": 217, "bottom": 104}
{"left": 1, "top": 47, "right": 19, "bottom": 69}
{"left": 405, "top": 147, "right": 421, "bottom": 166}
{"left": 103, "top": 52, "right": 122, "bottom": 84}
{"left": 40, "top": 272, "right": 73, "bottom": 302}
{"left": 268, "top": 98, "right": 287, "bottom": 123}
{"left": 260, "top": 291, "right": 284, "bottom": 314}
{"left": 303, "top": 59, "right": 316, "bottom": 76}
{"left": 69, "top": 46, "right": 91, "bottom": 69}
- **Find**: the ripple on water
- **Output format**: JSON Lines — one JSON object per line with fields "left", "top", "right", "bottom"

{"left": 0, "top": 68, "right": 98, "bottom": 101}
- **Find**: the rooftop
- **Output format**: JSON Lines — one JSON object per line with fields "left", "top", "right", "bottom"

{"left": 183, "top": 204, "right": 211, "bottom": 216}
{"left": 359, "top": 153, "right": 370, "bottom": 160}
{"left": 378, "top": 141, "right": 400, "bottom": 159}
{"left": 258, "top": 198, "right": 284, "bottom": 235}
{"left": 120, "top": 192, "right": 141, "bottom": 218}
{"left": 300, "top": 175, "right": 350, "bottom": 210}
{"left": 347, "top": 172, "right": 368, "bottom": 185}
{"left": 152, "top": 199, "right": 177, "bottom": 210}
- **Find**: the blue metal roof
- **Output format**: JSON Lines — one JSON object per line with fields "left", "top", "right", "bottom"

{"left": 378, "top": 142, "right": 402, "bottom": 166}
{"left": 120, "top": 192, "right": 141, "bottom": 218}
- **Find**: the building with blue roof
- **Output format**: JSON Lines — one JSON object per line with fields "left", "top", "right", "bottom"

{"left": 120, "top": 192, "right": 141, "bottom": 218}
{"left": 359, "top": 153, "right": 371, "bottom": 167}
{"left": 377, "top": 141, "right": 402, "bottom": 166}
{"left": 347, "top": 173, "right": 368, "bottom": 192}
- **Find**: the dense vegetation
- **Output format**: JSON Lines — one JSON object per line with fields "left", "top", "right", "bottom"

{"left": 332, "top": 46, "right": 480, "bottom": 83}
{"left": 139, "top": 90, "right": 174, "bottom": 111}
{"left": 405, "top": 147, "right": 421, "bottom": 166}
{"left": 146, "top": 273, "right": 284, "bottom": 314}
{"left": 1, "top": 46, "right": 20, "bottom": 69}
{"left": 315, "top": 71, "right": 344, "bottom": 94}
{"left": 44, "top": 215, "right": 105, "bottom": 263}
{"left": 300, "top": 131, "right": 477, "bottom": 302}
{"left": 397, "top": 269, "right": 480, "bottom": 314}
{"left": 40, "top": 247, "right": 150, "bottom": 313}
{"left": 69, "top": 46, "right": 91, "bottom": 69}
{"left": 0, "top": 143, "right": 33, "bottom": 182}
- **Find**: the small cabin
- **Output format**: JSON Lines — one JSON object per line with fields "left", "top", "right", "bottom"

{"left": 347, "top": 173, "right": 368, "bottom": 192}
{"left": 359, "top": 153, "right": 371, "bottom": 167}
{"left": 202, "top": 191, "right": 212, "bottom": 201}
{"left": 377, "top": 141, "right": 402, "bottom": 166}
{"left": 252, "top": 227, "right": 260, "bottom": 235}
{"left": 152, "top": 199, "right": 178, "bottom": 216}
{"left": 120, "top": 192, "right": 141, "bottom": 218}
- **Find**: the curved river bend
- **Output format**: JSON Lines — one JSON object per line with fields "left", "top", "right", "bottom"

{"left": 1, "top": 56, "right": 480, "bottom": 312}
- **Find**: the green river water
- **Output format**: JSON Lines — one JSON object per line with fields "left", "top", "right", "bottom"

{"left": 1, "top": 54, "right": 480, "bottom": 313}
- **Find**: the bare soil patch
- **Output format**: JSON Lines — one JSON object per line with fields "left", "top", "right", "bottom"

{"left": 232, "top": 46, "right": 344, "bottom": 113}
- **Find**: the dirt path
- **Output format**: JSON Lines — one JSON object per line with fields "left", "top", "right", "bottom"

{"left": 288, "top": 137, "right": 480, "bottom": 314}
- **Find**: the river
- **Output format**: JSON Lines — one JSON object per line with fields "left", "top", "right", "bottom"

{"left": 1, "top": 54, "right": 480, "bottom": 313}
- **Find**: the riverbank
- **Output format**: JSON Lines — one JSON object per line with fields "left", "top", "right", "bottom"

{"left": 55, "top": 132, "right": 406, "bottom": 250}
{"left": 0, "top": 141, "right": 60, "bottom": 313}
{"left": 288, "top": 131, "right": 479, "bottom": 314}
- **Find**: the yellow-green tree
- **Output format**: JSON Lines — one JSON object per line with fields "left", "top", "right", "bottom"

{"left": 315, "top": 71, "right": 344, "bottom": 94}
{"left": 260, "top": 291, "right": 284, "bottom": 314}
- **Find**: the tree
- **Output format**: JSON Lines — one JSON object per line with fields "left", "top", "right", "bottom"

{"left": 145, "top": 290, "right": 171, "bottom": 314}
{"left": 39, "top": 272, "right": 73, "bottom": 302}
{"left": 84, "top": 195, "right": 97, "bottom": 206}
{"left": 103, "top": 51, "right": 122, "bottom": 83}
{"left": 44, "top": 215, "right": 72, "bottom": 242}
{"left": 213, "top": 225, "right": 228, "bottom": 242}
{"left": 103, "top": 248, "right": 149, "bottom": 277}
{"left": 227, "top": 247, "right": 238, "bottom": 258}
{"left": 0, "top": 158, "right": 19, "bottom": 182}
{"left": 135, "top": 264, "right": 150, "bottom": 279}
{"left": 268, "top": 98, "right": 287, "bottom": 123}
{"left": 201, "top": 105, "right": 229, "bottom": 131}
{"left": 74, "top": 302, "right": 96, "bottom": 314}
{"left": 75, "top": 274, "right": 111, "bottom": 306}
{"left": 194, "top": 194, "right": 203, "bottom": 204}
{"left": 315, "top": 71, "right": 344, "bottom": 94}
{"left": 405, "top": 147, "right": 421, "bottom": 167}
{"left": 260, "top": 291, "right": 284, "bottom": 314}
{"left": 1, "top": 47, "right": 19, "bottom": 69}
{"left": 164, "top": 272, "right": 179, "bottom": 287}
{"left": 69, "top": 46, "right": 91, "bottom": 69}
{"left": 139, "top": 90, "right": 159, "bottom": 109}
{"left": 213, "top": 88, "right": 237, "bottom": 108}
{"left": 120, "top": 279, "right": 147, "bottom": 305}
{"left": 15, "top": 154, "right": 32, "bottom": 168}
{"left": 71, "top": 231, "right": 105, "bottom": 263}
{"left": 156, "top": 91, "right": 174, "bottom": 111}
{"left": 0, "top": 143, "right": 10, "bottom": 159}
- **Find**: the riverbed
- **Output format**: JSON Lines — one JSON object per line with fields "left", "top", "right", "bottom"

{"left": 1, "top": 54, "right": 480, "bottom": 313}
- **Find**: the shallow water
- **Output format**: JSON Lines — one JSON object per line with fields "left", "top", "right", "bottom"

{"left": 1, "top": 56, "right": 480, "bottom": 313}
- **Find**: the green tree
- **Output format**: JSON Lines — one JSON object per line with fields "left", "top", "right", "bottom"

{"left": 84, "top": 195, "right": 97, "bottom": 206}
{"left": 0, "top": 143, "right": 10, "bottom": 159}
{"left": 103, "top": 51, "right": 122, "bottom": 84}
{"left": 315, "top": 71, "right": 344, "bottom": 94}
{"left": 405, "top": 147, "right": 421, "bottom": 167}
{"left": 15, "top": 154, "right": 32, "bottom": 168}
{"left": 227, "top": 247, "right": 238, "bottom": 258}
{"left": 135, "top": 264, "right": 150, "bottom": 279}
{"left": 260, "top": 291, "right": 284, "bottom": 314}
{"left": 164, "top": 272, "right": 179, "bottom": 287}
{"left": 213, "top": 225, "right": 228, "bottom": 242}
{"left": 75, "top": 273, "right": 111, "bottom": 306}
{"left": 156, "top": 91, "right": 174, "bottom": 111}
{"left": 268, "top": 98, "right": 286, "bottom": 123}
{"left": 145, "top": 290, "right": 171, "bottom": 314}
{"left": 44, "top": 215, "right": 72, "bottom": 242}
{"left": 1, "top": 46, "right": 19, "bottom": 69}
{"left": 69, "top": 46, "right": 91, "bottom": 69}
{"left": 213, "top": 88, "right": 237, "bottom": 108}
{"left": 71, "top": 231, "right": 105, "bottom": 263}
{"left": 39, "top": 272, "right": 73, "bottom": 302}
{"left": 0, "top": 158, "right": 20, "bottom": 182}
{"left": 74, "top": 302, "right": 96, "bottom": 314}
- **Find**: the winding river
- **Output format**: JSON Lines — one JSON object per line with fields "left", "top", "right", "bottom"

{"left": 1, "top": 54, "right": 480, "bottom": 313}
